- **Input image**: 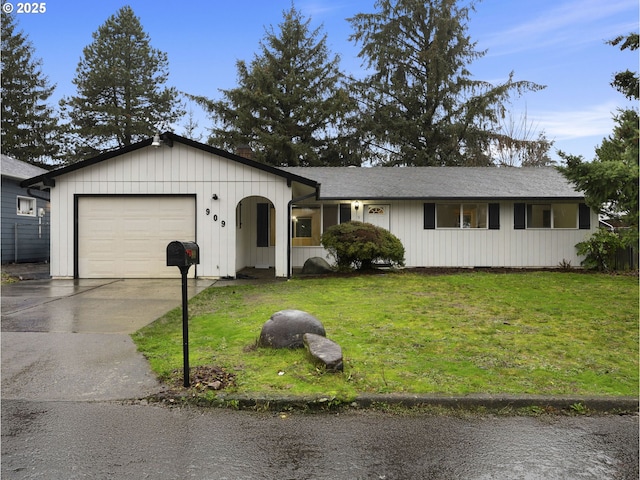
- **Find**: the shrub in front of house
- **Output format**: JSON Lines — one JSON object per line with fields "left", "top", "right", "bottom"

{"left": 321, "top": 221, "right": 405, "bottom": 271}
{"left": 576, "top": 228, "right": 625, "bottom": 271}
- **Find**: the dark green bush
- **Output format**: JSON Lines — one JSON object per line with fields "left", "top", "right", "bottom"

{"left": 321, "top": 221, "right": 405, "bottom": 270}
{"left": 575, "top": 229, "right": 624, "bottom": 271}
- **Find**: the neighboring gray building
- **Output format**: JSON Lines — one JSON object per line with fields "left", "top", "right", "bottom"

{"left": 1, "top": 155, "right": 50, "bottom": 263}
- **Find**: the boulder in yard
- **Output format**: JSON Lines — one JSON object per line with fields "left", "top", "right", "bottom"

{"left": 301, "top": 257, "right": 333, "bottom": 275}
{"left": 303, "top": 333, "right": 343, "bottom": 372}
{"left": 258, "top": 309, "right": 326, "bottom": 349}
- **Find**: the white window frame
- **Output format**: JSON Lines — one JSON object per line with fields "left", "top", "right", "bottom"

{"left": 436, "top": 203, "right": 488, "bottom": 229}
{"left": 17, "top": 196, "right": 36, "bottom": 217}
{"left": 526, "top": 203, "right": 578, "bottom": 229}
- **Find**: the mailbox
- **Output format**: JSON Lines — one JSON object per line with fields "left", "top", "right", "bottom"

{"left": 166, "top": 241, "right": 200, "bottom": 388}
{"left": 166, "top": 241, "right": 200, "bottom": 267}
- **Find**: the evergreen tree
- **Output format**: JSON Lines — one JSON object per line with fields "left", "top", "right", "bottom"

{"left": 59, "top": 6, "right": 183, "bottom": 162}
{"left": 348, "top": 0, "right": 546, "bottom": 166}
{"left": 608, "top": 33, "right": 639, "bottom": 100}
{"left": 558, "top": 33, "right": 639, "bottom": 248}
{"left": 1, "top": 13, "right": 59, "bottom": 167}
{"left": 192, "top": 5, "right": 359, "bottom": 166}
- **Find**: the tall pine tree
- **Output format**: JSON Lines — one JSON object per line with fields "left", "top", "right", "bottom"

{"left": 59, "top": 6, "right": 183, "bottom": 162}
{"left": 191, "top": 5, "right": 359, "bottom": 166}
{"left": 1, "top": 13, "right": 59, "bottom": 167}
{"left": 349, "top": 0, "right": 546, "bottom": 166}
{"left": 559, "top": 33, "right": 639, "bottom": 247}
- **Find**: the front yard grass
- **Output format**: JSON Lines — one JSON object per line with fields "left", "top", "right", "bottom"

{"left": 132, "top": 271, "right": 639, "bottom": 401}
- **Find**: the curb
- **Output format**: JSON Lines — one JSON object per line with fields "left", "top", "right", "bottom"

{"left": 174, "top": 393, "right": 639, "bottom": 413}
{"left": 352, "top": 394, "right": 639, "bottom": 412}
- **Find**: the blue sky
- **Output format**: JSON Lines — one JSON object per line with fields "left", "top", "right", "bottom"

{"left": 9, "top": 0, "right": 639, "bottom": 162}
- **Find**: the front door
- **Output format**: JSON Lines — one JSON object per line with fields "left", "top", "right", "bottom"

{"left": 364, "top": 204, "right": 390, "bottom": 230}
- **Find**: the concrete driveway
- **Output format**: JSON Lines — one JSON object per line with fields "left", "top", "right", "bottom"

{"left": 1, "top": 277, "right": 215, "bottom": 401}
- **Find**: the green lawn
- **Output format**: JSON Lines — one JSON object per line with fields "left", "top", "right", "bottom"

{"left": 132, "top": 272, "right": 639, "bottom": 401}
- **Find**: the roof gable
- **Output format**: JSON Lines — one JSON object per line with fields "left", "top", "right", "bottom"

{"left": 20, "top": 132, "right": 318, "bottom": 189}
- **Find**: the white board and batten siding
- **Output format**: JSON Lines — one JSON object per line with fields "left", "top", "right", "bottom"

{"left": 49, "top": 143, "right": 293, "bottom": 278}
{"left": 396, "top": 201, "right": 596, "bottom": 268}
{"left": 290, "top": 200, "right": 597, "bottom": 269}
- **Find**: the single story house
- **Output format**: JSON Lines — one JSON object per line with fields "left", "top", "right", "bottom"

{"left": 1, "top": 154, "right": 50, "bottom": 263}
{"left": 21, "top": 132, "right": 596, "bottom": 279}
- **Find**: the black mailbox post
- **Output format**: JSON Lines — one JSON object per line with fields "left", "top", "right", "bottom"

{"left": 166, "top": 241, "right": 200, "bottom": 387}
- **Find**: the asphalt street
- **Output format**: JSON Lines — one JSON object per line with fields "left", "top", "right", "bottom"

{"left": 1, "top": 275, "right": 638, "bottom": 479}
{"left": 3, "top": 400, "right": 638, "bottom": 479}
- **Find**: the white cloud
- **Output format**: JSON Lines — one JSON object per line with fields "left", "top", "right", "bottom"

{"left": 480, "top": 0, "right": 639, "bottom": 55}
{"left": 531, "top": 102, "right": 619, "bottom": 140}
{"left": 298, "top": 1, "right": 347, "bottom": 19}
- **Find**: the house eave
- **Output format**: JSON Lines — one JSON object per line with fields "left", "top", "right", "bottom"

{"left": 312, "top": 195, "right": 586, "bottom": 202}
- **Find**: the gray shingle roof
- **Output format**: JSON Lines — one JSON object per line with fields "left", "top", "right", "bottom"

{"left": 1, "top": 155, "right": 49, "bottom": 180}
{"left": 280, "top": 167, "right": 583, "bottom": 200}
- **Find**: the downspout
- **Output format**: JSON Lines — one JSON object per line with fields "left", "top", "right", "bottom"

{"left": 287, "top": 190, "right": 318, "bottom": 279}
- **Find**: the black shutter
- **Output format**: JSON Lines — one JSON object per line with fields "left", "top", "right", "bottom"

{"left": 514, "top": 203, "right": 526, "bottom": 230}
{"left": 488, "top": 203, "right": 500, "bottom": 230}
{"left": 579, "top": 203, "right": 591, "bottom": 229}
{"left": 424, "top": 203, "right": 435, "bottom": 229}
{"left": 339, "top": 203, "right": 351, "bottom": 223}
{"left": 257, "top": 203, "right": 269, "bottom": 247}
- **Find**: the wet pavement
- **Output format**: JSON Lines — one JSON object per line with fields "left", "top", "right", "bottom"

{"left": 1, "top": 277, "right": 214, "bottom": 334}
{"left": 1, "top": 277, "right": 215, "bottom": 401}
{"left": 2, "top": 400, "right": 638, "bottom": 479}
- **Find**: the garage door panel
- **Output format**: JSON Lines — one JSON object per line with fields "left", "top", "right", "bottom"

{"left": 78, "top": 196, "right": 195, "bottom": 278}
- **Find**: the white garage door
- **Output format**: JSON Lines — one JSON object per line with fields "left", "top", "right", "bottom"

{"left": 78, "top": 196, "right": 196, "bottom": 278}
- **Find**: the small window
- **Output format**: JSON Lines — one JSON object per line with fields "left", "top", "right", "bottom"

{"left": 553, "top": 204, "right": 578, "bottom": 229}
{"left": 527, "top": 204, "right": 551, "bottom": 228}
{"left": 295, "top": 218, "right": 313, "bottom": 237}
{"left": 292, "top": 205, "right": 321, "bottom": 246}
{"left": 437, "top": 203, "right": 488, "bottom": 229}
{"left": 463, "top": 204, "right": 487, "bottom": 228}
{"left": 17, "top": 196, "right": 35, "bottom": 216}
{"left": 437, "top": 204, "right": 460, "bottom": 228}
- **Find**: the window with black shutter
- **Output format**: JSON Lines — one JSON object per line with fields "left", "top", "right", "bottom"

{"left": 514, "top": 203, "right": 526, "bottom": 230}
{"left": 257, "top": 203, "right": 269, "bottom": 247}
{"left": 579, "top": 203, "right": 591, "bottom": 229}
{"left": 424, "top": 203, "right": 436, "bottom": 229}
{"left": 488, "top": 203, "right": 500, "bottom": 230}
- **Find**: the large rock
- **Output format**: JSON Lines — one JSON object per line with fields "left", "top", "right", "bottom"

{"left": 301, "top": 257, "right": 333, "bottom": 275}
{"left": 303, "top": 333, "right": 343, "bottom": 372}
{"left": 258, "top": 310, "right": 326, "bottom": 349}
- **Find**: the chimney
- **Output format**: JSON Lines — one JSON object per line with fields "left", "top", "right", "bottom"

{"left": 235, "top": 144, "right": 253, "bottom": 160}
